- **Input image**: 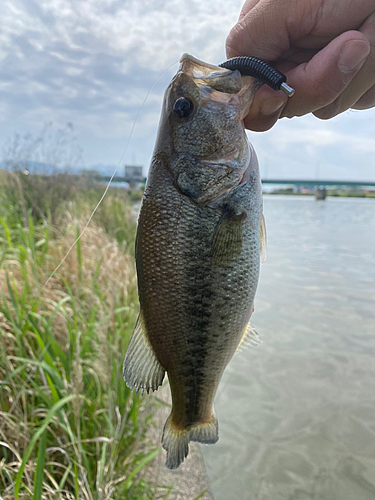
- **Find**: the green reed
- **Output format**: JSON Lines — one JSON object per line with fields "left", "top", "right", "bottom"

{"left": 0, "top": 178, "right": 157, "bottom": 500}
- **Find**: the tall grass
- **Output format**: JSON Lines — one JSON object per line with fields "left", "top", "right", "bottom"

{"left": 0, "top": 174, "right": 157, "bottom": 499}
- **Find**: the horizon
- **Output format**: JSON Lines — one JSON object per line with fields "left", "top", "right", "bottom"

{"left": 3, "top": 161, "right": 375, "bottom": 186}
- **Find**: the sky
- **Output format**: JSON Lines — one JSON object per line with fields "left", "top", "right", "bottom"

{"left": 1, "top": 0, "right": 375, "bottom": 181}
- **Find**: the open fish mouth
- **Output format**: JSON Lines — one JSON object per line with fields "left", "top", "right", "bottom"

{"left": 178, "top": 53, "right": 258, "bottom": 110}
{"left": 180, "top": 53, "right": 225, "bottom": 72}
{"left": 180, "top": 53, "right": 235, "bottom": 78}
{"left": 179, "top": 53, "right": 245, "bottom": 97}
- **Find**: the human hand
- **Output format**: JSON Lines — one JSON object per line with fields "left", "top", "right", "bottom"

{"left": 226, "top": 0, "right": 375, "bottom": 131}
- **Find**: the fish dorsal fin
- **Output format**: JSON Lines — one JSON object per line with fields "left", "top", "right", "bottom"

{"left": 123, "top": 313, "right": 165, "bottom": 394}
{"left": 260, "top": 214, "right": 267, "bottom": 263}
{"left": 235, "top": 322, "right": 261, "bottom": 354}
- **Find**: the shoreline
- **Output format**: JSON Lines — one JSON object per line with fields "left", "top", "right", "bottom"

{"left": 145, "top": 383, "right": 215, "bottom": 500}
{"left": 263, "top": 191, "right": 375, "bottom": 198}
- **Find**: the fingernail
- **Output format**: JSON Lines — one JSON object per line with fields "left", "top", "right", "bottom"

{"left": 260, "top": 97, "right": 285, "bottom": 116}
{"left": 338, "top": 40, "right": 370, "bottom": 73}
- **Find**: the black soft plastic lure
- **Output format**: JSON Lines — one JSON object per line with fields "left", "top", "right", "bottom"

{"left": 219, "top": 56, "right": 294, "bottom": 97}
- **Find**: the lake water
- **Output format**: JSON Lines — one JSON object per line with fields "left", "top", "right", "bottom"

{"left": 201, "top": 195, "right": 375, "bottom": 500}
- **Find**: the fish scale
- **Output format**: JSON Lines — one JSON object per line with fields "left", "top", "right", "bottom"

{"left": 123, "top": 53, "right": 266, "bottom": 469}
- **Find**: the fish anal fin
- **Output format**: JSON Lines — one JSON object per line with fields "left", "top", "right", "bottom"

{"left": 235, "top": 322, "right": 261, "bottom": 354}
{"left": 123, "top": 314, "right": 165, "bottom": 394}
{"left": 162, "top": 412, "right": 218, "bottom": 469}
{"left": 260, "top": 214, "right": 267, "bottom": 263}
{"left": 212, "top": 213, "right": 244, "bottom": 266}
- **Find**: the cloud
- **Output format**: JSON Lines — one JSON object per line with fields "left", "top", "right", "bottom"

{"left": 247, "top": 109, "right": 375, "bottom": 181}
{"left": 0, "top": 0, "right": 374, "bottom": 181}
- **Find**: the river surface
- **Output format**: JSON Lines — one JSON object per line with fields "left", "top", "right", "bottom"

{"left": 201, "top": 195, "right": 375, "bottom": 500}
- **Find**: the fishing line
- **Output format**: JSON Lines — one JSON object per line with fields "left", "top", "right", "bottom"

{"left": 42, "top": 59, "right": 179, "bottom": 291}
{"left": 10, "top": 59, "right": 179, "bottom": 354}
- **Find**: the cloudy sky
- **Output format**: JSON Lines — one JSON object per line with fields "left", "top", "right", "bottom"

{"left": 1, "top": 0, "right": 375, "bottom": 181}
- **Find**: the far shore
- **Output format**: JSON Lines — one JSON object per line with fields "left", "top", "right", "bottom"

{"left": 264, "top": 188, "right": 375, "bottom": 198}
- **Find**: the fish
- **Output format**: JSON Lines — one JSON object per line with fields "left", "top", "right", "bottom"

{"left": 123, "top": 53, "right": 266, "bottom": 469}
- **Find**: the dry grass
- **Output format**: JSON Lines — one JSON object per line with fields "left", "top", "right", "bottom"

{"left": 0, "top": 180, "right": 158, "bottom": 500}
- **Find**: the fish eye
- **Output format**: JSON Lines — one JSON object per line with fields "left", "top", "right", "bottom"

{"left": 173, "top": 97, "right": 194, "bottom": 119}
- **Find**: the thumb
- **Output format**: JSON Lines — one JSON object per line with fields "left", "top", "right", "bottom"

{"left": 226, "top": 0, "right": 291, "bottom": 60}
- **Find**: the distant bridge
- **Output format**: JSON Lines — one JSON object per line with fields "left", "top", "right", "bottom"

{"left": 98, "top": 176, "right": 375, "bottom": 189}
{"left": 261, "top": 179, "right": 375, "bottom": 188}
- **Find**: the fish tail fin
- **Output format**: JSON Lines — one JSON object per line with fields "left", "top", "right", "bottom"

{"left": 162, "top": 411, "right": 219, "bottom": 469}
{"left": 161, "top": 415, "right": 190, "bottom": 470}
{"left": 189, "top": 412, "right": 219, "bottom": 444}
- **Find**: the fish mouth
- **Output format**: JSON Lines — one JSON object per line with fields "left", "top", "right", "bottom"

{"left": 179, "top": 54, "right": 243, "bottom": 95}
{"left": 180, "top": 54, "right": 224, "bottom": 73}
{"left": 178, "top": 53, "right": 258, "bottom": 113}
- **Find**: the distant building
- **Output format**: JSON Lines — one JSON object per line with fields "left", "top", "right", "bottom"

{"left": 124, "top": 165, "right": 143, "bottom": 182}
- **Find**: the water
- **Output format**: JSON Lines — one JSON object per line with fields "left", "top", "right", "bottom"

{"left": 201, "top": 195, "right": 375, "bottom": 500}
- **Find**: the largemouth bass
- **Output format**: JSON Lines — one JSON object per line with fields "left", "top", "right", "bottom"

{"left": 123, "top": 54, "right": 266, "bottom": 469}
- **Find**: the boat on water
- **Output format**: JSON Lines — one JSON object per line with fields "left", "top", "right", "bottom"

{"left": 315, "top": 187, "right": 327, "bottom": 200}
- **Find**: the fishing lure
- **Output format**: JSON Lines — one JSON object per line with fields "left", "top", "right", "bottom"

{"left": 219, "top": 56, "right": 295, "bottom": 96}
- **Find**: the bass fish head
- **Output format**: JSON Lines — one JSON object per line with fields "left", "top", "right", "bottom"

{"left": 157, "top": 54, "right": 258, "bottom": 207}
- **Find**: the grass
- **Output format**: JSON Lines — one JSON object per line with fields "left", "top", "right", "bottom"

{"left": 0, "top": 171, "right": 158, "bottom": 499}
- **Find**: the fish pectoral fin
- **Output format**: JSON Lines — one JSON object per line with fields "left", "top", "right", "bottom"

{"left": 162, "top": 412, "right": 218, "bottom": 470}
{"left": 212, "top": 213, "right": 244, "bottom": 266}
{"left": 123, "top": 313, "right": 165, "bottom": 394}
{"left": 260, "top": 214, "right": 267, "bottom": 263}
{"left": 235, "top": 322, "right": 261, "bottom": 354}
